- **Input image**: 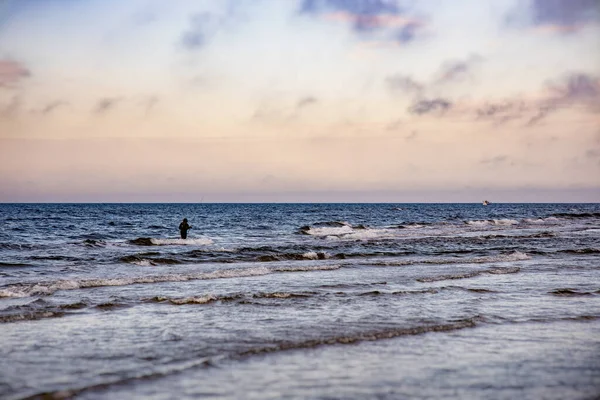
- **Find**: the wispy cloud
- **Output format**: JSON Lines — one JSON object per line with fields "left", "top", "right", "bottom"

{"left": 297, "top": 96, "right": 318, "bottom": 109}
{"left": 408, "top": 98, "right": 452, "bottom": 115}
{"left": 385, "top": 74, "right": 424, "bottom": 95}
{"left": 180, "top": 12, "right": 222, "bottom": 50}
{"left": 0, "top": 95, "right": 20, "bottom": 118}
{"left": 436, "top": 54, "right": 482, "bottom": 84}
{"left": 94, "top": 97, "right": 122, "bottom": 114}
{"left": 39, "top": 100, "right": 68, "bottom": 115}
{"left": 0, "top": 59, "right": 31, "bottom": 88}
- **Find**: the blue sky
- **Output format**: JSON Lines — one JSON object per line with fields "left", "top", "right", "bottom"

{"left": 0, "top": 0, "right": 599, "bottom": 202}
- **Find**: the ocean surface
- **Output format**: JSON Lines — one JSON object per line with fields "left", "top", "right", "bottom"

{"left": 0, "top": 203, "right": 599, "bottom": 399}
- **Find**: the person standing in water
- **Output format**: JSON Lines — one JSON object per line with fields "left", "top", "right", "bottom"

{"left": 179, "top": 218, "right": 192, "bottom": 239}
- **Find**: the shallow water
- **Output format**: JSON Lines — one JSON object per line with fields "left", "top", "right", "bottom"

{"left": 0, "top": 203, "right": 599, "bottom": 399}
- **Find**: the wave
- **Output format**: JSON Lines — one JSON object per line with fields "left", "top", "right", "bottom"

{"left": 549, "top": 288, "right": 598, "bottom": 297}
{"left": 0, "top": 299, "right": 89, "bottom": 324}
{"left": 0, "top": 262, "right": 33, "bottom": 267}
{"left": 0, "top": 264, "right": 341, "bottom": 298}
{"left": 146, "top": 291, "right": 316, "bottom": 305}
{"left": 417, "top": 266, "right": 521, "bottom": 283}
{"left": 466, "top": 219, "right": 519, "bottom": 226}
{"left": 369, "top": 251, "right": 530, "bottom": 268}
{"left": 129, "top": 237, "right": 213, "bottom": 246}
{"left": 17, "top": 318, "right": 478, "bottom": 399}
{"left": 318, "top": 281, "right": 387, "bottom": 289}
{"left": 257, "top": 251, "right": 330, "bottom": 262}
{"left": 560, "top": 248, "right": 600, "bottom": 254}
{"left": 237, "top": 318, "right": 478, "bottom": 357}
{"left": 120, "top": 255, "right": 182, "bottom": 266}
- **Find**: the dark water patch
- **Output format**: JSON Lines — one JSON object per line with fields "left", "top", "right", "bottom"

{"left": 139, "top": 251, "right": 161, "bottom": 256}
{"left": 480, "top": 231, "right": 556, "bottom": 239}
{"left": 358, "top": 290, "right": 383, "bottom": 296}
{"left": 79, "top": 233, "right": 113, "bottom": 240}
{"left": 550, "top": 212, "right": 600, "bottom": 219}
{"left": 96, "top": 302, "right": 130, "bottom": 310}
{"left": 129, "top": 237, "right": 154, "bottom": 246}
{"left": 561, "top": 248, "right": 600, "bottom": 254}
{"left": 148, "top": 225, "right": 168, "bottom": 229}
{"left": 0, "top": 261, "right": 34, "bottom": 267}
{"left": 257, "top": 252, "right": 329, "bottom": 262}
{"left": 30, "top": 255, "right": 81, "bottom": 262}
{"left": 392, "top": 288, "right": 440, "bottom": 295}
{"left": 0, "top": 242, "right": 36, "bottom": 250}
{"left": 465, "top": 288, "right": 497, "bottom": 293}
{"left": 120, "top": 255, "right": 182, "bottom": 265}
{"left": 313, "top": 221, "right": 349, "bottom": 227}
{"left": 60, "top": 301, "right": 88, "bottom": 310}
{"left": 417, "top": 271, "right": 482, "bottom": 283}
{"left": 318, "top": 281, "right": 387, "bottom": 289}
{"left": 82, "top": 239, "right": 106, "bottom": 247}
{"left": 549, "top": 288, "right": 596, "bottom": 297}
{"left": 417, "top": 266, "right": 520, "bottom": 283}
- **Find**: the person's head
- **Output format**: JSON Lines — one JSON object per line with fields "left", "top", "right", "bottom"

{"left": 183, "top": 218, "right": 188, "bottom": 223}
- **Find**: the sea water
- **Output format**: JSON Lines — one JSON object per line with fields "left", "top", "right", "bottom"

{"left": 0, "top": 203, "right": 599, "bottom": 399}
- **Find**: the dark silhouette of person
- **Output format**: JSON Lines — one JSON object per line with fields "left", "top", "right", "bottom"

{"left": 179, "top": 218, "right": 192, "bottom": 239}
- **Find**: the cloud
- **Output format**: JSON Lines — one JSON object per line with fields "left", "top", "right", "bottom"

{"left": 475, "top": 100, "right": 528, "bottom": 125}
{"left": 480, "top": 155, "right": 509, "bottom": 166}
{"left": 39, "top": 101, "right": 68, "bottom": 115}
{"left": 139, "top": 95, "right": 159, "bottom": 115}
{"left": 457, "top": 72, "right": 599, "bottom": 126}
{"left": 300, "top": 0, "right": 426, "bottom": 43}
{"left": 299, "top": 0, "right": 402, "bottom": 17}
{"left": 0, "top": 96, "right": 20, "bottom": 118}
{"left": 94, "top": 97, "right": 122, "bottom": 114}
{"left": 393, "top": 21, "right": 424, "bottom": 43}
{"left": 532, "top": 0, "right": 599, "bottom": 27}
{"left": 548, "top": 73, "right": 600, "bottom": 106}
{"left": 297, "top": 96, "right": 318, "bottom": 108}
{"left": 180, "top": 12, "right": 221, "bottom": 50}
{"left": 528, "top": 72, "right": 600, "bottom": 124}
{"left": 408, "top": 98, "right": 452, "bottom": 115}
{"left": 507, "top": 0, "right": 600, "bottom": 34}
{"left": 437, "top": 54, "right": 482, "bottom": 84}
{"left": 0, "top": 59, "right": 31, "bottom": 88}
{"left": 385, "top": 74, "right": 424, "bottom": 94}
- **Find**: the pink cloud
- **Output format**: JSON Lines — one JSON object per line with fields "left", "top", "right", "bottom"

{"left": 323, "top": 11, "right": 423, "bottom": 30}
{"left": 0, "top": 60, "right": 31, "bottom": 88}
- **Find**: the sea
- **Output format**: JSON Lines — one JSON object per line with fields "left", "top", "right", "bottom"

{"left": 0, "top": 203, "right": 599, "bottom": 400}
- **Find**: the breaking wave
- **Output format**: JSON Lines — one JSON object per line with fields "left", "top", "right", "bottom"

{"left": 129, "top": 237, "right": 213, "bottom": 246}
{"left": 0, "top": 264, "right": 341, "bottom": 298}
{"left": 417, "top": 266, "right": 521, "bottom": 283}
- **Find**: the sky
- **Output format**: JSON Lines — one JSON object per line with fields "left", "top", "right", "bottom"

{"left": 0, "top": 0, "right": 599, "bottom": 202}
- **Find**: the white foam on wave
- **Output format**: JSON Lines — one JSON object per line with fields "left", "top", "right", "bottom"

{"left": 369, "top": 251, "right": 530, "bottom": 267}
{"left": 133, "top": 259, "right": 153, "bottom": 267}
{"left": 467, "top": 219, "right": 518, "bottom": 226}
{"left": 493, "top": 219, "right": 519, "bottom": 225}
{"left": 523, "top": 217, "right": 559, "bottom": 224}
{"left": 302, "top": 251, "right": 330, "bottom": 260}
{"left": 150, "top": 238, "right": 213, "bottom": 246}
{"left": 0, "top": 264, "right": 341, "bottom": 298}
{"left": 305, "top": 226, "right": 354, "bottom": 236}
{"left": 467, "top": 220, "right": 491, "bottom": 226}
